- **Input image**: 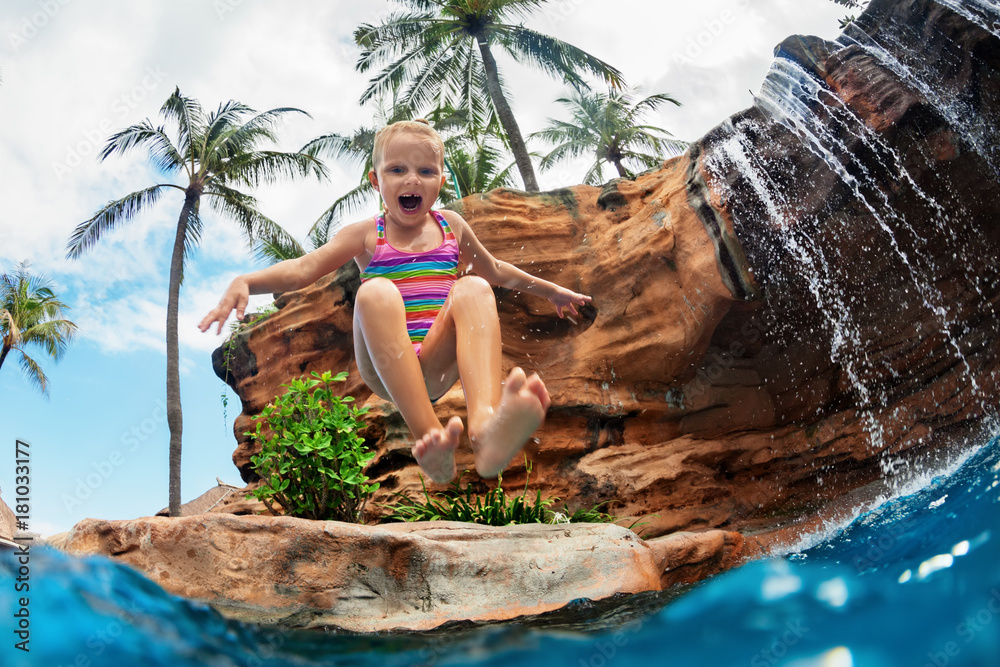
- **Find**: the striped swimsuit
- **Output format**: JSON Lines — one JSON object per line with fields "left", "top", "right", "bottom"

{"left": 359, "top": 211, "right": 459, "bottom": 357}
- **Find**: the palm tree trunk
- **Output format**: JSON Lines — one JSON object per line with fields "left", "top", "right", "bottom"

{"left": 612, "top": 158, "right": 629, "bottom": 179}
{"left": 0, "top": 343, "right": 9, "bottom": 372}
{"left": 166, "top": 190, "right": 195, "bottom": 517}
{"left": 475, "top": 34, "right": 539, "bottom": 193}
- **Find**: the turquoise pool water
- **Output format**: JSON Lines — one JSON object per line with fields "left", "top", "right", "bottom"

{"left": 3, "top": 431, "right": 1000, "bottom": 666}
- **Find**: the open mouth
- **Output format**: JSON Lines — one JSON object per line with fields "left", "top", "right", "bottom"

{"left": 398, "top": 194, "right": 422, "bottom": 212}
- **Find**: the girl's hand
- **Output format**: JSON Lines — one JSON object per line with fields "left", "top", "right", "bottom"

{"left": 198, "top": 278, "right": 249, "bottom": 335}
{"left": 549, "top": 286, "right": 592, "bottom": 319}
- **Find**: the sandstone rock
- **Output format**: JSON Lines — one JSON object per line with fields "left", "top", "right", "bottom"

{"left": 647, "top": 530, "right": 747, "bottom": 589}
{"left": 211, "top": 0, "right": 1000, "bottom": 566}
{"left": 61, "top": 515, "right": 665, "bottom": 632}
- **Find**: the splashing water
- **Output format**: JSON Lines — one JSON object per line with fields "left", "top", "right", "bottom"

{"left": 5, "top": 430, "right": 1000, "bottom": 667}
{"left": 702, "top": 0, "right": 998, "bottom": 478}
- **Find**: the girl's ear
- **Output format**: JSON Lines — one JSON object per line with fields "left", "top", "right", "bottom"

{"left": 368, "top": 169, "right": 379, "bottom": 190}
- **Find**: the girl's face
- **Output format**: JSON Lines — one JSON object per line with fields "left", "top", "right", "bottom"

{"left": 369, "top": 132, "right": 446, "bottom": 226}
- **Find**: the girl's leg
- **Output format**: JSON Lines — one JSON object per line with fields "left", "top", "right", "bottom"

{"left": 354, "top": 278, "right": 462, "bottom": 482}
{"left": 418, "top": 276, "right": 550, "bottom": 478}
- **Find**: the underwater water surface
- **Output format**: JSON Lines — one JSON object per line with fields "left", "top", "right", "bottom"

{"left": 3, "top": 430, "right": 1000, "bottom": 667}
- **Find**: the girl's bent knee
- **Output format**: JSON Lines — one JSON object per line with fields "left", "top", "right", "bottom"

{"left": 356, "top": 277, "right": 402, "bottom": 306}
{"left": 452, "top": 275, "right": 492, "bottom": 300}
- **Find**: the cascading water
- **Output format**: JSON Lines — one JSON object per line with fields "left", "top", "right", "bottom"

{"left": 936, "top": 0, "right": 1000, "bottom": 38}
{"left": 699, "top": 0, "right": 1000, "bottom": 490}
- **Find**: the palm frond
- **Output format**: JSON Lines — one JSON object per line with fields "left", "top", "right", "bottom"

{"left": 310, "top": 182, "right": 379, "bottom": 228}
{"left": 402, "top": 34, "right": 467, "bottom": 112}
{"left": 354, "top": 11, "right": 436, "bottom": 66}
{"left": 213, "top": 107, "right": 312, "bottom": 161}
{"left": 581, "top": 160, "right": 607, "bottom": 186}
{"left": 20, "top": 318, "right": 76, "bottom": 361}
{"left": 535, "top": 139, "right": 588, "bottom": 171}
{"left": 300, "top": 132, "right": 371, "bottom": 167}
{"left": 359, "top": 35, "right": 435, "bottom": 104}
{"left": 17, "top": 352, "right": 48, "bottom": 396}
{"left": 67, "top": 185, "right": 171, "bottom": 259}
{"left": 221, "top": 151, "right": 327, "bottom": 189}
{"left": 201, "top": 100, "right": 255, "bottom": 155}
{"left": 492, "top": 24, "right": 625, "bottom": 89}
{"left": 205, "top": 184, "right": 305, "bottom": 257}
{"left": 490, "top": 0, "right": 550, "bottom": 22}
{"left": 160, "top": 87, "right": 205, "bottom": 157}
{"left": 99, "top": 120, "right": 185, "bottom": 173}
{"left": 253, "top": 235, "right": 307, "bottom": 265}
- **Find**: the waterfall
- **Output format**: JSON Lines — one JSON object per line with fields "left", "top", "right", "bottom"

{"left": 696, "top": 0, "right": 1000, "bottom": 477}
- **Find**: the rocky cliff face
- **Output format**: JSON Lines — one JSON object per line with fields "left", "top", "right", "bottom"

{"left": 214, "top": 0, "right": 1000, "bottom": 545}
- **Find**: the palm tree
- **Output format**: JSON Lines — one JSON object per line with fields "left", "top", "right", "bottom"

{"left": 0, "top": 261, "right": 76, "bottom": 395}
{"left": 530, "top": 87, "right": 688, "bottom": 186}
{"left": 354, "top": 0, "right": 626, "bottom": 193}
{"left": 441, "top": 133, "right": 519, "bottom": 199}
{"left": 66, "top": 88, "right": 326, "bottom": 516}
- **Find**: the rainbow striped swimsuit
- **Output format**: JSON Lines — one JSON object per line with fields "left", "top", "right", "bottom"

{"left": 359, "top": 211, "right": 459, "bottom": 356}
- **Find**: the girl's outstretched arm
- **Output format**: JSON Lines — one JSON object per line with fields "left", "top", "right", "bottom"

{"left": 198, "top": 220, "right": 369, "bottom": 334}
{"left": 446, "top": 211, "right": 592, "bottom": 318}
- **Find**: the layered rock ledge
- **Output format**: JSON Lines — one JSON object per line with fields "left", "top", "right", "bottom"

{"left": 58, "top": 515, "right": 743, "bottom": 631}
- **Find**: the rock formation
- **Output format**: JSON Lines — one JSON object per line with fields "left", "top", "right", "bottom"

{"left": 214, "top": 0, "right": 1000, "bottom": 541}
{"left": 61, "top": 0, "right": 1000, "bottom": 631}
{"left": 57, "top": 515, "right": 743, "bottom": 631}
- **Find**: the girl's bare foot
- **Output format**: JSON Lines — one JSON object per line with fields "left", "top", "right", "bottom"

{"left": 413, "top": 416, "right": 464, "bottom": 483}
{"left": 470, "top": 367, "right": 548, "bottom": 478}
{"left": 524, "top": 372, "right": 551, "bottom": 412}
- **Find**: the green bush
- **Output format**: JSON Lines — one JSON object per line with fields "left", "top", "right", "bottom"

{"left": 246, "top": 370, "right": 378, "bottom": 522}
{"left": 383, "top": 460, "right": 616, "bottom": 526}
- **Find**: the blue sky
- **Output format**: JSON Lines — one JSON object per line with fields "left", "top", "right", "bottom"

{"left": 0, "top": 0, "right": 847, "bottom": 535}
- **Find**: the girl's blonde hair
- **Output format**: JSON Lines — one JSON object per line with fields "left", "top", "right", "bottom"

{"left": 371, "top": 119, "right": 445, "bottom": 170}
